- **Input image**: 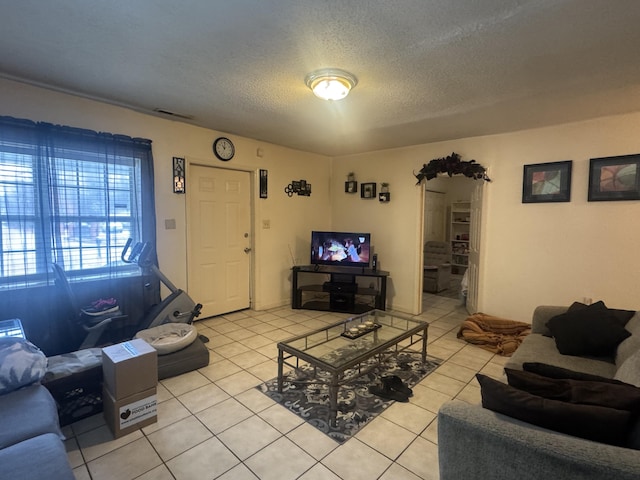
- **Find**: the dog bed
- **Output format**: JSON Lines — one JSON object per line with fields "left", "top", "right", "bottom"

{"left": 134, "top": 323, "right": 198, "bottom": 355}
{"left": 157, "top": 336, "right": 210, "bottom": 380}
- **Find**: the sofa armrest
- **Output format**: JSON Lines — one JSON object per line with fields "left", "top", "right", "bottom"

{"left": 531, "top": 305, "right": 568, "bottom": 335}
{"left": 438, "top": 401, "right": 640, "bottom": 480}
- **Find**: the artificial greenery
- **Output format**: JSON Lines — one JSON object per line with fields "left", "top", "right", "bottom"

{"left": 414, "top": 152, "right": 491, "bottom": 184}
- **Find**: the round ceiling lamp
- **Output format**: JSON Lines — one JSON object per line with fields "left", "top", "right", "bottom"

{"left": 305, "top": 68, "right": 357, "bottom": 101}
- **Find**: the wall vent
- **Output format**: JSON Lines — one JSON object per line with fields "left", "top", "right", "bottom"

{"left": 153, "top": 108, "right": 194, "bottom": 120}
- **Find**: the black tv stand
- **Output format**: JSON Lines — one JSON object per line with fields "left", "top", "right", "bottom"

{"left": 291, "top": 265, "right": 389, "bottom": 313}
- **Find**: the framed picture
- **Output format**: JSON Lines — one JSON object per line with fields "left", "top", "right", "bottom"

{"left": 522, "top": 160, "right": 572, "bottom": 203}
{"left": 588, "top": 154, "right": 640, "bottom": 202}
{"left": 300, "top": 183, "right": 312, "bottom": 196}
{"left": 259, "top": 169, "right": 268, "bottom": 198}
{"left": 361, "top": 182, "right": 376, "bottom": 199}
{"left": 345, "top": 180, "right": 358, "bottom": 193}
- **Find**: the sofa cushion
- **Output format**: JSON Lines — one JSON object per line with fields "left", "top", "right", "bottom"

{"left": 546, "top": 303, "right": 631, "bottom": 356}
{"left": 504, "top": 334, "right": 617, "bottom": 378}
{"left": 0, "top": 433, "right": 74, "bottom": 480}
{"left": 505, "top": 368, "right": 640, "bottom": 411}
{"left": 615, "top": 350, "right": 640, "bottom": 387}
{"left": 522, "top": 362, "right": 626, "bottom": 384}
{"left": 477, "top": 373, "right": 633, "bottom": 447}
{"left": 616, "top": 312, "right": 640, "bottom": 368}
{"left": 0, "top": 338, "right": 47, "bottom": 395}
{"left": 0, "top": 384, "right": 63, "bottom": 449}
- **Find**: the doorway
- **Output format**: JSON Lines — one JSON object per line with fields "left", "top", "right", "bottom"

{"left": 186, "top": 164, "right": 252, "bottom": 318}
{"left": 420, "top": 177, "right": 482, "bottom": 313}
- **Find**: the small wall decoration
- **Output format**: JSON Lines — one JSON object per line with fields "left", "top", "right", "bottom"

{"left": 522, "top": 160, "right": 572, "bottom": 203}
{"left": 173, "top": 157, "right": 186, "bottom": 194}
{"left": 284, "top": 179, "right": 312, "bottom": 197}
{"left": 379, "top": 182, "right": 390, "bottom": 202}
{"left": 259, "top": 169, "right": 268, "bottom": 198}
{"left": 588, "top": 154, "right": 640, "bottom": 202}
{"left": 361, "top": 182, "right": 376, "bottom": 199}
{"left": 345, "top": 172, "right": 358, "bottom": 193}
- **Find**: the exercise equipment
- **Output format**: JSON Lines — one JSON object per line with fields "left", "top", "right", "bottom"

{"left": 52, "top": 263, "right": 129, "bottom": 350}
{"left": 46, "top": 241, "right": 207, "bottom": 426}
{"left": 121, "top": 239, "right": 202, "bottom": 330}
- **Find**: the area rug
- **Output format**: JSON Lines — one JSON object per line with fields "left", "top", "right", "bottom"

{"left": 257, "top": 352, "right": 441, "bottom": 443}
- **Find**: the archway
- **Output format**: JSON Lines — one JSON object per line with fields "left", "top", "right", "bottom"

{"left": 415, "top": 153, "right": 490, "bottom": 314}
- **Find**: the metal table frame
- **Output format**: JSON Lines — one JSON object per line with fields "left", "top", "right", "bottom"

{"left": 277, "top": 310, "right": 428, "bottom": 426}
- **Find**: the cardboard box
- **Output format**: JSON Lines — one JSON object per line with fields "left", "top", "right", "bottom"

{"left": 102, "top": 338, "right": 158, "bottom": 399}
{"left": 103, "top": 386, "right": 157, "bottom": 438}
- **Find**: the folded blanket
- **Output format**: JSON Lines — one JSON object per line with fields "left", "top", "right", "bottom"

{"left": 457, "top": 313, "right": 531, "bottom": 356}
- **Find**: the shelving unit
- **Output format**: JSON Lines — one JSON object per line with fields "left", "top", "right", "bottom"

{"left": 450, "top": 201, "right": 471, "bottom": 275}
{"left": 291, "top": 266, "right": 389, "bottom": 313}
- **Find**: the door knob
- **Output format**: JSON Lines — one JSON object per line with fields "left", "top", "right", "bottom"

{"left": 244, "top": 247, "right": 252, "bottom": 253}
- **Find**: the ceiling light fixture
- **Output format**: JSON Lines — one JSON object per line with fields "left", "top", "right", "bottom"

{"left": 305, "top": 68, "right": 357, "bottom": 101}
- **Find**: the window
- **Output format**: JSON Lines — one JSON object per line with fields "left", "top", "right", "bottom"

{"left": 0, "top": 116, "right": 156, "bottom": 288}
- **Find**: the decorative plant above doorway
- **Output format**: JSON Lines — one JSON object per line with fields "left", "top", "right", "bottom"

{"left": 414, "top": 152, "right": 491, "bottom": 184}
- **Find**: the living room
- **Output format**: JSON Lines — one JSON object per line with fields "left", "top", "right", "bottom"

{"left": 2, "top": 3, "right": 640, "bottom": 479}
{"left": 3, "top": 75, "right": 638, "bottom": 326}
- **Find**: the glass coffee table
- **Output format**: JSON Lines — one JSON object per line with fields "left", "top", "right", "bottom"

{"left": 277, "top": 309, "right": 428, "bottom": 425}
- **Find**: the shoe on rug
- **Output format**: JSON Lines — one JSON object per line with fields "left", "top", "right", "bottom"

{"left": 382, "top": 375, "right": 413, "bottom": 397}
{"left": 368, "top": 383, "right": 409, "bottom": 402}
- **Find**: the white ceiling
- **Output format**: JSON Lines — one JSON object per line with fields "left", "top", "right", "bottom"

{"left": 1, "top": 0, "right": 640, "bottom": 157}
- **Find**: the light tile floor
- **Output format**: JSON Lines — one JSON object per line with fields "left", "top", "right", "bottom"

{"left": 66, "top": 295, "right": 508, "bottom": 480}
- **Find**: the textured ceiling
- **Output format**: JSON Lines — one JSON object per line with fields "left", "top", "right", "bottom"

{"left": 1, "top": 0, "right": 640, "bottom": 156}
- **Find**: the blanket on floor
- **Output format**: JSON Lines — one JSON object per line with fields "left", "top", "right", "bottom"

{"left": 457, "top": 313, "right": 531, "bottom": 356}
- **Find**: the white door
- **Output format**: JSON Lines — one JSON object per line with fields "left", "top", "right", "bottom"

{"left": 187, "top": 165, "right": 251, "bottom": 318}
{"left": 423, "top": 189, "right": 446, "bottom": 242}
{"left": 466, "top": 182, "right": 484, "bottom": 314}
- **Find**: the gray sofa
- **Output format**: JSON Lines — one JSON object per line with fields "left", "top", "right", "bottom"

{"left": 0, "top": 337, "right": 74, "bottom": 480}
{"left": 438, "top": 305, "right": 640, "bottom": 480}
{"left": 0, "top": 384, "right": 74, "bottom": 480}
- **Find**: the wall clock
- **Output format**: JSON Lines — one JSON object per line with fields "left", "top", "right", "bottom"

{"left": 213, "top": 137, "right": 235, "bottom": 161}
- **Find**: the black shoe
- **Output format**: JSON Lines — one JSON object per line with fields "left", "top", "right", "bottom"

{"left": 368, "top": 383, "right": 409, "bottom": 402}
{"left": 382, "top": 375, "right": 413, "bottom": 397}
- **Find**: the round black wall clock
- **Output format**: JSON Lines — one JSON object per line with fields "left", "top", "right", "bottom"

{"left": 213, "top": 137, "right": 235, "bottom": 161}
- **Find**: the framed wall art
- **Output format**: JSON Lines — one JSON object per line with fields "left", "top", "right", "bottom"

{"left": 259, "top": 169, "right": 268, "bottom": 198}
{"left": 522, "top": 160, "right": 572, "bottom": 203}
{"left": 345, "top": 180, "right": 358, "bottom": 193}
{"left": 361, "top": 182, "right": 376, "bottom": 199}
{"left": 588, "top": 154, "right": 640, "bottom": 202}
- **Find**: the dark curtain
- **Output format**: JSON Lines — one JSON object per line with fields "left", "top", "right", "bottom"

{"left": 0, "top": 115, "right": 159, "bottom": 355}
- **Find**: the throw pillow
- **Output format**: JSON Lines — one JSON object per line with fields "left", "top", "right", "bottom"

{"left": 505, "top": 368, "right": 572, "bottom": 401}
{"left": 568, "top": 300, "right": 636, "bottom": 326}
{"left": 546, "top": 303, "right": 631, "bottom": 356}
{"left": 0, "top": 338, "right": 47, "bottom": 395}
{"left": 505, "top": 368, "right": 640, "bottom": 411}
{"left": 522, "top": 362, "right": 628, "bottom": 385}
{"left": 477, "top": 373, "right": 632, "bottom": 447}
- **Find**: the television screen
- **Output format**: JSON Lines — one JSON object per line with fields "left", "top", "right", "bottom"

{"left": 310, "top": 231, "right": 371, "bottom": 268}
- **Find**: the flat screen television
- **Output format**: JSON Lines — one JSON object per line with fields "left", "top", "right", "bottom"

{"left": 310, "top": 231, "right": 371, "bottom": 268}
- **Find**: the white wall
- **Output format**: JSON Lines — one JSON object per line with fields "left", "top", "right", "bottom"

{"left": 333, "top": 114, "right": 640, "bottom": 321}
{"left": 478, "top": 116, "right": 640, "bottom": 320}
{"left": 4, "top": 77, "right": 639, "bottom": 321}
{"left": 0, "top": 78, "right": 331, "bottom": 311}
